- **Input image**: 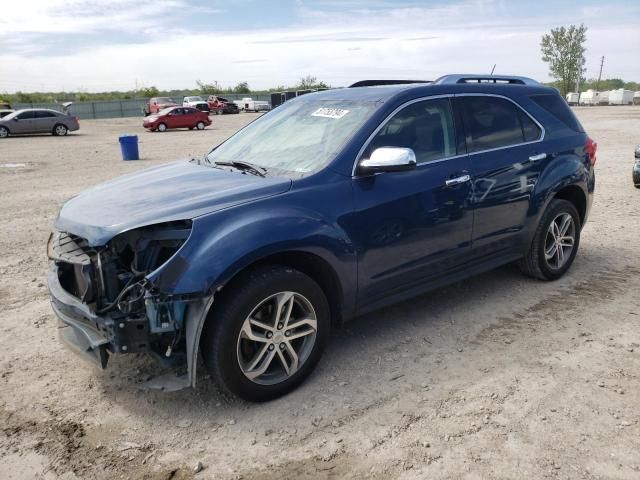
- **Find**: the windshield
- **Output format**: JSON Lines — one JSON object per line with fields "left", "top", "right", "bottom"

{"left": 157, "top": 107, "right": 175, "bottom": 115}
{"left": 206, "top": 98, "right": 376, "bottom": 176}
{"left": 186, "top": 96, "right": 204, "bottom": 102}
{"left": 156, "top": 97, "right": 175, "bottom": 103}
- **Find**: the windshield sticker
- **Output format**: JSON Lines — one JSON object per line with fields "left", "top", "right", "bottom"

{"left": 311, "top": 107, "right": 350, "bottom": 119}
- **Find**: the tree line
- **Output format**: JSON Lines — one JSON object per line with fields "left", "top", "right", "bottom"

{"left": 0, "top": 76, "right": 331, "bottom": 104}
{"left": 540, "top": 24, "right": 639, "bottom": 95}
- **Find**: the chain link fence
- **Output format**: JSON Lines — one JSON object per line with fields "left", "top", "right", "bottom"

{"left": 13, "top": 94, "right": 272, "bottom": 120}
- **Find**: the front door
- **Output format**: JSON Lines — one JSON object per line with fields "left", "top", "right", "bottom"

{"left": 353, "top": 97, "right": 473, "bottom": 305}
{"left": 12, "top": 110, "right": 36, "bottom": 133}
{"left": 454, "top": 95, "right": 544, "bottom": 255}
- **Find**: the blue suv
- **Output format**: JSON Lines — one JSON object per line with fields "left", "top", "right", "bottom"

{"left": 48, "top": 75, "right": 596, "bottom": 401}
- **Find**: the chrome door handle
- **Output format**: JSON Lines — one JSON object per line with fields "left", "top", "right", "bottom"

{"left": 445, "top": 174, "right": 471, "bottom": 186}
{"left": 529, "top": 153, "right": 547, "bottom": 162}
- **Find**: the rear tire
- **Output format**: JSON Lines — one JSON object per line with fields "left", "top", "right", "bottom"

{"left": 53, "top": 124, "right": 68, "bottom": 136}
{"left": 518, "top": 199, "right": 581, "bottom": 280}
{"left": 201, "top": 266, "right": 330, "bottom": 402}
{"left": 196, "top": 121, "right": 205, "bottom": 130}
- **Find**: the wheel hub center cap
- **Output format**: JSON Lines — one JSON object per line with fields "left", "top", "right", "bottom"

{"left": 273, "top": 332, "right": 285, "bottom": 343}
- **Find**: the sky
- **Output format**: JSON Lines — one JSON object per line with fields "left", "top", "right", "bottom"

{"left": 0, "top": 0, "right": 639, "bottom": 93}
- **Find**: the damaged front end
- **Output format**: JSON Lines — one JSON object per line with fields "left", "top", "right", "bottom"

{"left": 47, "top": 220, "right": 211, "bottom": 389}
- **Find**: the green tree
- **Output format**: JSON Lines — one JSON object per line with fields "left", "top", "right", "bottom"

{"left": 296, "top": 75, "right": 329, "bottom": 90}
{"left": 196, "top": 80, "right": 222, "bottom": 94}
{"left": 233, "top": 81, "right": 251, "bottom": 94}
{"left": 541, "top": 24, "right": 587, "bottom": 95}
{"left": 140, "top": 86, "right": 160, "bottom": 98}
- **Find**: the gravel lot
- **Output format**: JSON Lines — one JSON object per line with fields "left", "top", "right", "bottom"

{"left": 1, "top": 107, "right": 639, "bottom": 480}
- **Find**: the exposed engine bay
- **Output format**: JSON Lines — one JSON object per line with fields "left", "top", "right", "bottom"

{"left": 47, "top": 221, "right": 195, "bottom": 366}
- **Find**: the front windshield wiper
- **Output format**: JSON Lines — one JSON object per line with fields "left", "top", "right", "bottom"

{"left": 213, "top": 160, "right": 267, "bottom": 177}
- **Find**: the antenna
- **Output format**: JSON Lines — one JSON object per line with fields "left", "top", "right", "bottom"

{"left": 490, "top": 64, "right": 496, "bottom": 75}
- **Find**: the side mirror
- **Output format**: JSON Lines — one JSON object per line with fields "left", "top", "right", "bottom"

{"left": 13, "top": 117, "right": 19, "bottom": 121}
{"left": 358, "top": 147, "right": 417, "bottom": 174}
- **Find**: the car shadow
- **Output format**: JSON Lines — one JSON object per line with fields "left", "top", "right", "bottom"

{"left": 95, "top": 243, "right": 617, "bottom": 423}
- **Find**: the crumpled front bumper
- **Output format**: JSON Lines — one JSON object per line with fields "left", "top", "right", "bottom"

{"left": 48, "top": 268, "right": 110, "bottom": 368}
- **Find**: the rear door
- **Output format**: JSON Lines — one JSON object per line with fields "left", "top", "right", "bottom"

{"left": 184, "top": 108, "right": 199, "bottom": 126}
{"left": 33, "top": 110, "right": 57, "bottom": 133}
{"left": 454, "top": 95, "right": 544, "bottom": 255}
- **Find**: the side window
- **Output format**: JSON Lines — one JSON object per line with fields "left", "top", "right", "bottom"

{"left": 16, "top": 111, "right": 34, "bottom": 120}
{"left": 35, "top": 111, "right": 56, "bottom": 118}
{"left": 518, "top": 110, "right": 541, "bottom": 142}
{"left": 365, "top": 98, "right": 457, "bottom": 164}
{"left": 459, "top": 96, "right": 538, "bottom": 153}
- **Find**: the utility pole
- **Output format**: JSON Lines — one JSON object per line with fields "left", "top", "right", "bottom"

{"left": 596, "top": 56, "right": 604, "bottom": 91}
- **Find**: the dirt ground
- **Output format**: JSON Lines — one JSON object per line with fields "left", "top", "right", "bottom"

{"left": 1, "top": 107, "right": 639, "bottom": 480}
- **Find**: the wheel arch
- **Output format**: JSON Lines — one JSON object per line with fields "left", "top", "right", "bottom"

{"left": 52, "top": 122, "right": 68, "bottom": 135}
{"left": 183, "top": 248, "right": 347, "bottom": 390}
{"left": 215, "top": 249, "right": 345, "bottom": 328}
{"left": 553, "top": 184, "right": 587, "bottom": 225}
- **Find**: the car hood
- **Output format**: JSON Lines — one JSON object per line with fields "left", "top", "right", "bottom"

{"left": 55, "top": 160, "right": 292, "bottom": 246}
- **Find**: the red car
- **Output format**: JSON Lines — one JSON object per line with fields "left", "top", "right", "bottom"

{"left": 207, "top": 95, "right": 225, "bottom": 114}
{"left": 142, "top": 107, "right": 211, "bottom": 132}
{"left": 144, "top": 97, "right": 178, "bottom": 115}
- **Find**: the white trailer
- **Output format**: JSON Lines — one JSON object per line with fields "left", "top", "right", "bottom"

{"left": 579, "top": 90, "right": 599, "bottom": 106}
{"left": 597, "top": 91, "right": 610, "bottom": 106}
{"left": 234, "top": 98, "right": 271, "bottom": 112}
{"left": 608, "top": 89, "right": 634, "bottom": 105}
{"left": 566, "top": 92, "right": 579, "bottom": 105}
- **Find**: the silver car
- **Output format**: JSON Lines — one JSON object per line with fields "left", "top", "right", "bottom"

{"left": 0, "top": 109, "right": 80, "bottom": 138}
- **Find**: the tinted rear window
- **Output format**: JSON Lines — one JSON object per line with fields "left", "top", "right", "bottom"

{"left": 459, "top": 96, "right": 541, "bottom": 153}
{"left": 529, "top": 94, "right": 584, "bottom": 132}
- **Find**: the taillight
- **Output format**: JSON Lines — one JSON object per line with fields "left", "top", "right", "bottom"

{"left": 585, "top": 137, "right": 597, "bottom": 166}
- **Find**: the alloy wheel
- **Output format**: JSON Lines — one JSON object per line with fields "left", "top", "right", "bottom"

{"left": 544, "top": 212, "right": 575, "bottom": 269}
{"left": 55, "top": 125, "right": 67, "bottom": 136}
{"left": 236, "top": 291, "right": 317, "bottom": 385}
{"left": 0, "top": 127, "right": 8, "bottom": 138}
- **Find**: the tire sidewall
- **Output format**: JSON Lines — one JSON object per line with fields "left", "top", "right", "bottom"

{"left": 0, "top": 126, "right": 8, "bottom": 138}
{"left": 202, "top": 267, "right": 330, "bottom": 402}
{"left": 54, "top": 124, "right": 68, "bottom": 136}
{"left": 536, "top": 199, "right": 581, "bottom": 280}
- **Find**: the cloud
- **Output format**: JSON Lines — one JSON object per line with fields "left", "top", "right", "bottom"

{"left": 0, "top": 0, "right": 639, "bottom": 92}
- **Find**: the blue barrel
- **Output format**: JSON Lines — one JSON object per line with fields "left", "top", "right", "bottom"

{"left": 119, "top": 134, "right": 139, "bottom": 161}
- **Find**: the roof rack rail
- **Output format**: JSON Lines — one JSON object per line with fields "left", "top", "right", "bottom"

{"left": 349, "top": 79, "right": 431, "bottom": 88}
{"left": 434, "top": 74, "right": 539, "bottom": 86}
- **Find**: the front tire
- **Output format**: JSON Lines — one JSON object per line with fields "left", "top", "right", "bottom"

{"left": 519, "top": 199, "right": 581, "bottom": 280}
{"left": 157, "top": 123, "right": 167, "bottom": 132}
{"left": 0, "top": 126, "right": 9, "bottom": 138}
{"left": 201, "top": 266, "right": 330, "bottom": 402}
